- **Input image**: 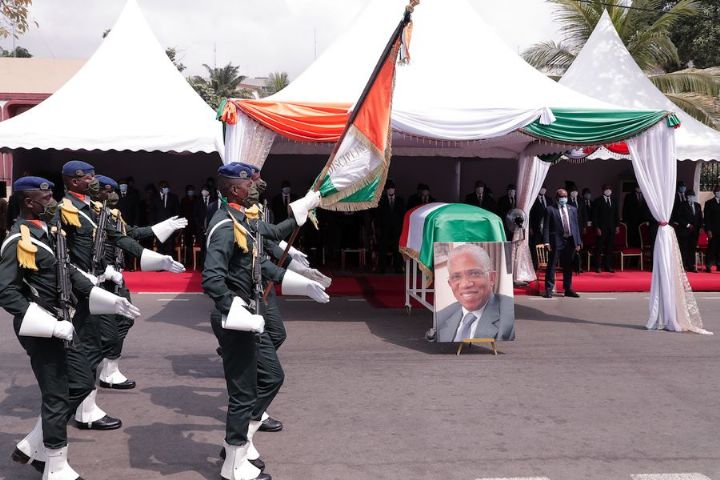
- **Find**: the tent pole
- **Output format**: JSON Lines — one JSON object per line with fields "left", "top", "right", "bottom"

{"left": 455, "top": 159, "right": 462, "bottom": 202}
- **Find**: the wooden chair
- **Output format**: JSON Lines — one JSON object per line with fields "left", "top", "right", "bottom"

{"left": 535, "top": 244, "right": 548, "bottom": 270}
{"left": 341, "top": 248, "right": 367, "bottom": 270}
{"left": 696, "top": 228, "right": 709, "bottom": 268}
{"left": 617, "top": 222, "right": 642, "bottom": 271}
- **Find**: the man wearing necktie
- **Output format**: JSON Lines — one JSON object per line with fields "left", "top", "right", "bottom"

{"left": 435, "top": 243, "right": 515, "bottom": 343}
{"left": 464, "top": 181, "right": 496, "bottom": 212}
{"left": 591, "top": 184, "right": 620, "bottom": 273}
{"left": 703, "top": 186, "right": 720, "bottom": 272}
{"left": 373, "top": 180, "right": 406, "bottom": 273}
{"left": 542, "top": 189, "right": 582, "bottom": 298}
{"left": 152, "top": 180, "right": 180, "bottom": 256}
{"left": 529, "top": 186, "right": 553, "bottom": 271}
{"left": 622, "top": 184, "right": 650, "bottom": 248}
{"left": 671, "top": 189, "right": 703, "bottom": 272}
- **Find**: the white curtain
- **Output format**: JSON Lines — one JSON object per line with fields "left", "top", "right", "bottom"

{"left": 512, "top": 152, "right": 551, "bottom": 283}
{"left": 391, "top": 107, "right": 556, "bottom": 141}
{"left": 224, "top": 112, "right": 277, "bottom": 167}
{"left": 626, "top": 123, "right": 710, "bottom": 334}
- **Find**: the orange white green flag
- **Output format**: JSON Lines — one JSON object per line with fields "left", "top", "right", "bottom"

{"left": 314, "top": 3, "right": 417, "bottom": 211}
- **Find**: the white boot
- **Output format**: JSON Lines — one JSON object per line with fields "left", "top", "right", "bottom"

{"left": 43, "top": 446, "right": 81, "bottom": 480}
{"left": 74, "top": 390, "right": 106, "bottom": 424}
{"left": 98, "top": 358, "right": 128, "bottom": 385}
{"left": 14, "top": 416, "right": 47, "bottom": 465}
{"left": 220, "top": 441, "right": 262, "bottom": 480}
{"left": 246, "top": 420, "right": 262, "bottom": 461}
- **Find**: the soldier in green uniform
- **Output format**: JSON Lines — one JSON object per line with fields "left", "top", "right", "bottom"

{"left": 202, "top": 162, "right": 329, "bottom": 480}
{"left": 58, "top": 160, "right": 184, "bottom": 430}
{"left": 0, "top": 176, "right": 140, "bottom": 479}
{"left": 92, "top": 175, "right": 187, "bottom": 390}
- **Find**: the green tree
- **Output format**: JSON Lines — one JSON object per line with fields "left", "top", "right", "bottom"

{"left": 669, "top": 0, "right": 720, "bottom": 69}
{"left": 187, "top": 76, "right": 221, "bottom": 109}
{"left": 522, "top": 0, "right": 720, "bottom": 127}
{"left": 202, "top": 63, "right": 246, "bottom": 99}
{"left": 263, "top": 72, "right": 290, "bottom": 97}
{"left": 165, "top": 47, "right": 186, "bottom": 73}
{"left": 0, "top": 0, "right": 34, "bottom": 38}
{"left": 0, "top": 45, "right": 31, "bottom": 57}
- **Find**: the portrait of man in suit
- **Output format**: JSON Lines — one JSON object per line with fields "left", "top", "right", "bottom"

{"left": 435, "top": 243, "right": 515, "bottom": 343}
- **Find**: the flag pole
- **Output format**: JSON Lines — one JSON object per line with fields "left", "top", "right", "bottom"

{"left": 264, "top": 1, "right": 419, "bottom": 301}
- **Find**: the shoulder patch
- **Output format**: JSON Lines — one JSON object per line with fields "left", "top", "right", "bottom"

{"left": 17, "top": 225, "right": 38, "bottom": 271}
{"left": 60, "top": 198, "right": 81, "bottom": 227}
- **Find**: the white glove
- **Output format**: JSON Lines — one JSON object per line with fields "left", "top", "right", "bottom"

{"left": 52, "top": 321, "right": 74, "bottom": 342}
{"left": 222, "top": 297, "right": 264, "bottom": 333}
{"left": 280, "top": 241, "right": 310, "bottom": 267}
{"left": 89, "top": 287, "right": 141, "bottom": 319}
{"left": 151, "top": 215, "right": 188, "bottom": 243}
{"left": 140, "top": 249, "right": 186, "bottom": 273}
{"left": 289, "top": 190, "right": 321, "bottom": 227}
{"left": 288, "top": 259, "right": 332, "bottom": 288}
{"left": 281, "top": 269, "right": 330, "bottom": 303}
{"left": 102, "top": 265, "right": 124, "bottom": 286}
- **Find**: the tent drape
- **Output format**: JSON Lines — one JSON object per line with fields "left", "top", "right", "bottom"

{"left": 626, "top": 123, "right": 709, "bottom": 334}
{"left": 513, "top": 153, "right": 550, "bottom": 283}
{"left": 224, "top": 112, "right": 276, "bottom": 167}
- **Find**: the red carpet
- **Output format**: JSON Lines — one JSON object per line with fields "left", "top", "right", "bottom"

{"left": 124, "top": 269, "right": 720, "bottom": 308}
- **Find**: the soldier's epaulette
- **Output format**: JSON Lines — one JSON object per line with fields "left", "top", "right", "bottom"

{"left": 245, "top": 204, "right": 261, "bottom": 221}
{"left": 17, "top": 224, "right": 38, "bottom": 271}
{"left": 227, "top": 212, "right": 249, "bottom": 253}
{"left": 60, "top": 198, "right": 81, "bottom": 227}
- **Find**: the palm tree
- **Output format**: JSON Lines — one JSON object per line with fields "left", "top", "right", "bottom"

{"left": 522, "top": 0, "right": 720, "bottom": 127}
{"left": 264, "top": 72, "right": 290, "bottom": 97}
{"left": 202, "top": 63, "right": 247, "bottom": 100}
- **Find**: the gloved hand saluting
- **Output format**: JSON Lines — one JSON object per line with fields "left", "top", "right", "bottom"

{"left": 152, "top": 216, "right": 189, "bottom": 243}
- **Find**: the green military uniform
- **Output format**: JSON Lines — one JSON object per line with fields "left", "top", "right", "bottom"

{"left": 0, "top": 219, "right": 96, "bottom": 448}
{"left": 202, "top": 203, "right": 289, "bottom": 445}
{"left": 59, "top": 193, "right": 144, "bottom": 376}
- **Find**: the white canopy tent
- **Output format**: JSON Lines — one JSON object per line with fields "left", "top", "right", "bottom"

{"left": 0, "top": 0, "right": 223, "bottom": 155}
{"left": 221, "top": 0, "right": 706, "bottom": 333}
{"left": 560, "top": 10, "right": 720, "bottom": 162}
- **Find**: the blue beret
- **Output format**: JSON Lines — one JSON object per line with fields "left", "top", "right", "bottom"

{"left": 13, "top": 176, "right": 55, "bottom": 192}
{"left": 218, "top": 162, "right": 259, "bottom": 180}
{"left": 96, "top": 175, "right": 118, "bottom": 190}
{"left": 62, "top": 160, "right": 95, "bottom": 177}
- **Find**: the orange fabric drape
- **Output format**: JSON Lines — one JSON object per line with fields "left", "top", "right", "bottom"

{"left": 231, "top": 100, "right": 351, "bottom": 143}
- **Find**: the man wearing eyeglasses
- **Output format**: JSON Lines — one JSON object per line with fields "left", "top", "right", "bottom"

{"left": 436, "top": 243, "right": 515, "bottom": 343}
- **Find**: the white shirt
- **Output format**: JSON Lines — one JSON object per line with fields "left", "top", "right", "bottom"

{"left": 454, "top": 303, "right": 488, "bottom": 341}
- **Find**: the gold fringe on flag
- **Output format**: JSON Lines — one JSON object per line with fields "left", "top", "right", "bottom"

{"left": 17, "top": 225, "right": 38, "bottom": 271}
{"left": 60, "top": 198, "right": 81, "bottom": 227}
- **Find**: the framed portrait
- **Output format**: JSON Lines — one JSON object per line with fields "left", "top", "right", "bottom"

{"left": 433, "top": 242, "right": 515, "bottom": 343}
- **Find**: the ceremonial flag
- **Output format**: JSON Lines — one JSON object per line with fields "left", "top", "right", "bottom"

{"left": 314, "top": 4, "right": 417, "bottom": 211}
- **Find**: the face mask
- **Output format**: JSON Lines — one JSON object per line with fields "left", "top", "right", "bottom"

{"left": 161, "top": 187, "right": 170, "bottom": 195}
{"left": 715, "top": 192, "right": 720, "bottom": 199}
{"left": 119, "top": 184, "right": 128, "bottom": 194}
{"left": 187, "top": 190, "right": 195, "bottom": 197}
{"left": 243, "top": 183, "right": 260, "bottom": 207}
{"left": 281, "top": 187, "right": 291, "bottom": 195}
{"left": 387, "top": 188, "right": 395, "bottom": 196}
{"left": 678, "top": 186, "right": 686, "bottom": 193}
{"left": 604, "top": 189, "right": 612, "bottom": 197}
{"left": 86, "top": 178, "right": 100, "bottom": 196}
{"left": 475, "top": 187, "right": 484, "bottom": 195}
{"left": 201, "top": 189, "right": 210, "bottom": 198}
{"left": 558, "top": 197, "right": 568, "bottom": 206}
{"left": 107, "top": 192, "right": 120, "bottom": 207}
{"left": 255, "top": 179, "right": 267, "bottom": 195}
{"left": 539, "top": 188, "right": 547, "bottom": 195}
{"left": 35, "top": 198, "right": 58, "bottom": 222}
{"left": 570, "top": 191, "right": 578, "bottom": 199}
{"left": 688, "top": 196, "right": 697, "bottom": 203}
{"left": 508, "top": 189, "right": 516, "bottom": 197}
{"left": 583, "top": 193, "right": 592, "bottom": 200}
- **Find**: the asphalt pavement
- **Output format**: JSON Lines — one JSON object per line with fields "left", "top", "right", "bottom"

{"left": 0, "top": 292, "right": 719, "bottom": 480}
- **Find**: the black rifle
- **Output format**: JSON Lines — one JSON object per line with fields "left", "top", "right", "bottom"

{"left": 54, "top": 221, "right": 78, "bottom": 350}
{"left": 252, "top": 202, "right": 266, "bottom": 317}
{"left": 112, "top": 212, "right": 125, "bottom": 294}
{"left": 91, "top": 200, "right": 109, "bottom": 276}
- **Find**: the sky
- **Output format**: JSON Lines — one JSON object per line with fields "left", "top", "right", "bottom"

{"left": 0, "top": 0, "right": 563, "bottom": 79}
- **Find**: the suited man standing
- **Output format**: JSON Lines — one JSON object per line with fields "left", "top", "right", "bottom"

{"left": 579, "top": 188, "right": 594, "bottom": 229}
{"left": 271, "top": 180, "right": 298, "bottom": 223}
{"left": 373, "top": 181, "right": 406, "bottom": 273}
{"left": 496, "top": 184, "right": 518, "bottom": 239}
{"left": 675, "top": 180, "right": 689, "bottom": 209}
{"left": 542, "top": 189, "right": 582, "bottom": 298}
{"left": 672, "top": 189, "right": 703, "bottom": 272}
{"left": 435, "top": 244, "right": 515, "bottom": 342}
{"left": 152, "top": 180, "right": 180, "bottom": 256}
{"left": 592, "top": 184, "right": 620, "bottom": 272}
{"left": 529, "top": 186, "right": 553, "bottom": 270}
{"left": 117, "top": 177, "right": 141, "bottom": 227}
{"left": 568, "top": 186, "right": 584, "bottom": 273}
{"left": 464, "top": 181, "right": 496, "bottom": 212}
{"left": 194, "top": 185, "right": 219, "bottom": 265}
{"left": 623, "top": 184, "right": 649, "bottom": 248}
{"left": 704, "top": 185, "right": 720, "bottom": 273}
{"left": 407, "top": 183, "right": 435, "bottom": 209}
